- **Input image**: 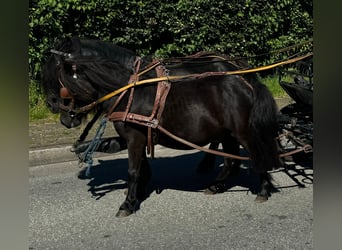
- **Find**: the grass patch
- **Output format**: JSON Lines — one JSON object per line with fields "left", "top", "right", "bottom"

{"left": 29, "top": 98, "right": 59, "bottom": 122}
{"left": 29, "top": 81, "right": 59, "bottom": 122}
{"left": 259, "top": 74, "right": 289, "bottom": 98}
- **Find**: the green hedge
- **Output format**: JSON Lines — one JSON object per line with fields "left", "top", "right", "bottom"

{"left": 29, "top": 0, "right": 312, "bottom": 108}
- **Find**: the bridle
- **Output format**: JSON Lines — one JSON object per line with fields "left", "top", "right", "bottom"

{"left": 51, "top": 49, "right": 144, "bottom": 118}
{"left": 53, "top": 50, "right": 82, "bottom": 119}
{"left": 58, "top": 84, "right": 78, "bottom": 118}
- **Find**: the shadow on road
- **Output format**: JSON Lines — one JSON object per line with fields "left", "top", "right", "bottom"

{"left": 77, "top": 151, "right": 313, "bottom": 204}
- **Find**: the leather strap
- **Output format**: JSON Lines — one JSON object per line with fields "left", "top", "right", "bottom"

{"left": 108, "top": 64, "right": 171, "bottom": 158}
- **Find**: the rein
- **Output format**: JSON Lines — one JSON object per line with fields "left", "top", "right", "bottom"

{"left": 57, "top": 51, "right": 313, "bottom": 162}
{"left": 105, "top": 54, "right": 313, "bottom": 160}
{"left": 65, "top": 52, "right": 313, "bottom": 115}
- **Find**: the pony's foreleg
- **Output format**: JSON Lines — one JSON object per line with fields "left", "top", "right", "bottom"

{"left": 116, "top": 136, "right": 151, "bottom": 217}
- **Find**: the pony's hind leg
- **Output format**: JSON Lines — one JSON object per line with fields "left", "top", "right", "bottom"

{"left": 243, "top": 137, "right": 279, "bottom": 202}
{"left": 255, "top": 172, "right": 275, "bottom": 202}
{"left": 197, "top": 142, "right": 220, "bottom": 173}
{"left": 238, "top": 138, "right": 277, "bottom": 202}
{"left": 204, "top": 137, "right": 241, "bottom": 194}
{"left": 246, "top": 136, "right": 280, "bottom": 202}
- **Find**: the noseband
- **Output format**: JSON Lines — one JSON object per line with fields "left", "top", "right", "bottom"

{"left": 58, "top": 85, "right": 77, "bottom": 118}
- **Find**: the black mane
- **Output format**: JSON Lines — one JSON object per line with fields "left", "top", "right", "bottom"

{"left": 77, "top": 38, "right": 136, "bottom": 70}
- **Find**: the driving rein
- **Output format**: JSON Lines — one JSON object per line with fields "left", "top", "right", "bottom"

{"left": 58, "top": 55, "right": 312, "bottom": 160}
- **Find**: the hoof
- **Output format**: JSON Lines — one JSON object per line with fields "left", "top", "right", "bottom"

{"left": 254, "top": 195, "right": 268, "bottom": 203}
{"left": 115, "top": 209, "right": 133, "bottom": 218}
{"left": 77, "top": 169, "right": 91, "bottom": 179}
{"left": 204, "top": 188, "right": 216, "bottom": 195}
{"left": 204, "top": 183, "right": 226, "bottom": 195}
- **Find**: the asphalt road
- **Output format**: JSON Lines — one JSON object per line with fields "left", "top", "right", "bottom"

{"left": 29, "top": 146, "right": 313, "bottom": 250}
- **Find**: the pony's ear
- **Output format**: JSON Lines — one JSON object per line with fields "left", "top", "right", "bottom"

{"left": 57, "top": 37, "right": 81, "bottom": 61}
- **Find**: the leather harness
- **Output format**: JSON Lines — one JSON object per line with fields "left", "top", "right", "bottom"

{"left": 107, "top": 60, "right": 171, "bottom": 158}
{"left": 61, "top": 54, "right": 312, "bottom": 160}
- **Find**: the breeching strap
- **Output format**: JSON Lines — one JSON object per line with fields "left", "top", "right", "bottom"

{"left": 156, "top": 125, "right": 312, "bottom": 161}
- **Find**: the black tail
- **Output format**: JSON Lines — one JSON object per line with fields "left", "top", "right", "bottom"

{"left": 248, "top": 83, "right": 281, "bottom": 172}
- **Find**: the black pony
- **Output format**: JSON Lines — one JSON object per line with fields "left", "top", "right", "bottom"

{"left": 42, "top": 37, "right": 281, "bottom": 217}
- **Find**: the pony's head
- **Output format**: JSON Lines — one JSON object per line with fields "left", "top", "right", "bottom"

{"left": 41, "top": 37, "right": 137, "bottom": 128}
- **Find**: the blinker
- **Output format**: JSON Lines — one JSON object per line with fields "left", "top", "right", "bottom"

{"left": 60, "top": 87, "right": 73, "bottom": 99}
